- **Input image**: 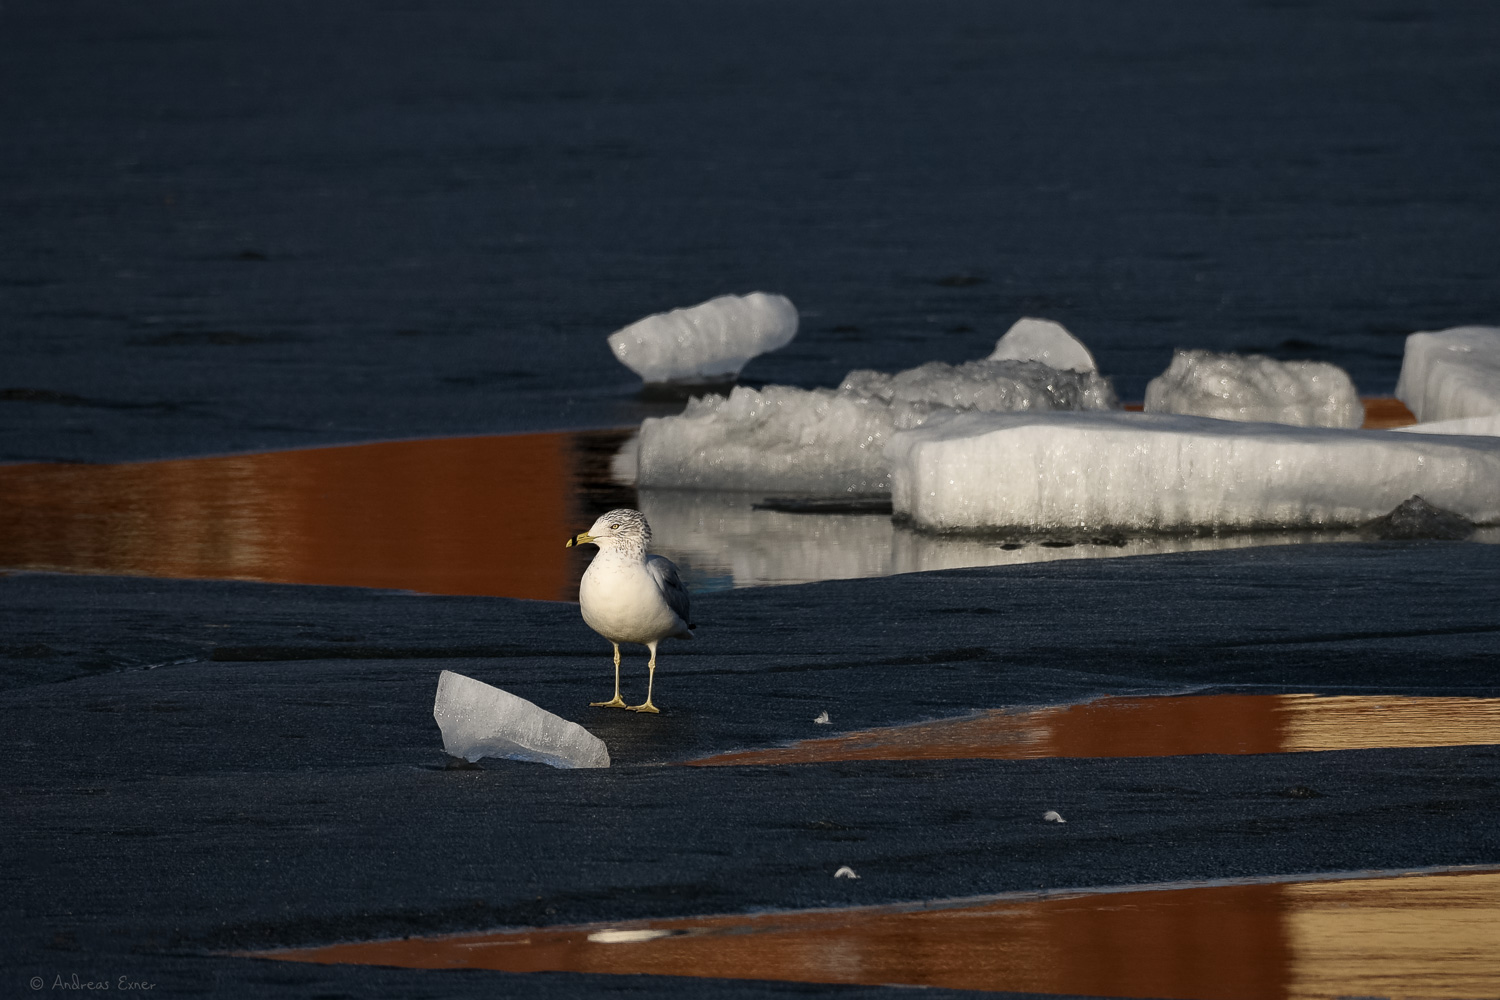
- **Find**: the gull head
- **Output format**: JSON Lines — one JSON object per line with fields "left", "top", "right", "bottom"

{"left": 566, "top": 508, "right": 652, "bottom": 551}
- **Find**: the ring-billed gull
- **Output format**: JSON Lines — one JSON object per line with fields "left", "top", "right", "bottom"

{"left": 565, "top": 509, "right": 694, "bottom": 714}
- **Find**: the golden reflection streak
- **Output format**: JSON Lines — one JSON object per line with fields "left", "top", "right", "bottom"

{"left": 255, "top": 871, "right": 1500, "bottom": 1000}
{"left": 688, "top": 694, "right": 1500, "bottom": 767}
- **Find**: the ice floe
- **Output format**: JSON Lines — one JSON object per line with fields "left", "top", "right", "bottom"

{"left": 635, "top": 331, "right": 1116, "bottom": 494}
{"left": 986, "top": 317, "right": 1098, "bottom": 373}
{"left": 608, "top": 292, "right": 798, "bottom": 386}
{"left": 1145, "top": 350, "right": 1362, "bottom": 428}
{"left": 1395, "top": 326, "right": 1500, "bottom": 423}
{"left": 887, "top": 411, "right": 1500, "bottom": 533}
{"left": 433, "top": 669, "right": 610, "bottom": 768}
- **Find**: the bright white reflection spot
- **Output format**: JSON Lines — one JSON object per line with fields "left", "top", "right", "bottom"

{"left": 587, "top": 929, "right": 673, "bottom": 944}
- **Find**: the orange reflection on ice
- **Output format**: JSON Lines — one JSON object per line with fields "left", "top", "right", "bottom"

{"left": 1361, "top": 396, "right": 1417, "bottom": 429}
{"left": 688, "top": 693, "right": 1500, "bottom": 766}
{"left": 0, "top": 432, "right": 625, "bottom": 601}
{"left": 255, "top": 869, "right": 1500, "bottom": 1000}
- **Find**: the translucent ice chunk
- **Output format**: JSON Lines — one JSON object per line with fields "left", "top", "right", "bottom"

{"left": 840, "top": 358, "right": 1117, "bottom": 423}
{"left": 607, "top": 292, "right": 799, "bottom": 385}
{"left": 986, "top": 317, "right": 1098, "bottom": 373}
{"left": 433, "top": 670, "right": 610, "bottom": 768}
{"left": 636, "top": 358, "right": 1116, "bottom": 494}
{"left": 1145, "top": 350, "right": 1363, "bottom": 428}
{"left": 887, "top": 411, "right": 1500, "bottom": 533}
{"left": 1394, "top": 326, "right": 1500, "bottom": 423}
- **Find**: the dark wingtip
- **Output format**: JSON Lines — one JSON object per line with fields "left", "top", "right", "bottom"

{"left": 689, "top": 624, "right": 697, "bottom": 630}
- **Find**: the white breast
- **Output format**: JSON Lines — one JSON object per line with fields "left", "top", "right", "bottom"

{"left": 578, "top": 550, "right": 683, "bottom": 645}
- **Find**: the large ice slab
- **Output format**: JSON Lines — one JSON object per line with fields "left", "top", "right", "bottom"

{"left": 607, "top": 292, "right": 798, "bottom": 385}
{"left": 1394, "top": 326, "right": 1500, "bottom": 423}
{"left": 636, "top": 359, "right": 1116, "bottom": 494}
{"left": 888, "top": 411, "right": 1500, "bottom": 533}
{"left": 433, "top": 670, "right": 610, "bottom": 768}
{"left": 986, "top": 318, "right": 1098, "bottom": 373}
{"left": 1145, "top": 350, "right": 1362, "bottom": 428}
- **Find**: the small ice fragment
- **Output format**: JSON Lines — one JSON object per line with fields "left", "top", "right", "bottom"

{"left": 1043, "top": 810, "right": 1066, "bottom": 823}
{"left": 1395, "top": 326, "right": 1500, "bottom": 423}
{"left": 587, "top": 928, "right": 672, "bottom": 944}
{"left": 986, "top": 317, "right": 1098, "bottom": 373}
{"left": 814, "top": 711, "right": 831, "bottom": 725}
{"left": 433, "top": 670, "right": 610, "bottom": 769}
{"left": 834, "top": 866, "right": 859, "bottom": 879}
{"left": 1145, "top": 350, "right": 1362, "bottom": 428}
{"left": 608, "top": 292, "right": 799, "bottom": 385}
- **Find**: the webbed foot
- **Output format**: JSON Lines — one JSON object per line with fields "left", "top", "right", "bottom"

{"left": 590, "top": 696, "right": 629, "bottom": 709}
{"left": 627, "top": 701, "right": 660, "bottom": 714}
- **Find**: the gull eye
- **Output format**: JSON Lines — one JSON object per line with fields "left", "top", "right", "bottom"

{"left": 609, "top": 523, "right": 620, "bottom": 530}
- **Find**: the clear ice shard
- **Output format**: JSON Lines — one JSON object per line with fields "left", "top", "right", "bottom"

{"left": 1144, "top": 350, "right": 1363, "bottom": 428}
{"left": 607, "top": 292, "right": 798, "bottom": 385}
{"left": 1395, "top": 326, "right": 1500, "bottom": 423}
{"left": 635, "top": 349, "right": 1115, "bottom": 494}
{"left": 887, "top": 410, "right": 1500, "bottom": 533}
{"left": 986, "top": 317, "right": 1098, "bottom": 373}
{"left": 433, "top": 670, "right": 610, "bottom": 769}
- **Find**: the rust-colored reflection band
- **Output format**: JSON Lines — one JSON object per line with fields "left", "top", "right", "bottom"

{"left": 1360, "top": 397, "right": 1417, "bottom": 429}
{"left": 254, "top": 869, "right": 1500, "bottom": 1000}
{"left": 688, "top": 693, "right": 1500, "bottom": 766}
{"left": 0, "top": 432, "right": 630, "bottom": 601}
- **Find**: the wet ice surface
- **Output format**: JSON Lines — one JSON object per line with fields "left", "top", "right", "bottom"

{"left": 608, "top": 293, "right": 798, "bottom": 386}
{"left": 433, "top": 669, "right": 609, "bottom": 769}
{"left": 261, "top": 867, "right": 1500, "bottom": 999}
{"left": 5, "top": 543, "right": 1500, "bottom": 998}
{"left": 1144, "top": 349, "right": 1363, "bottom": 427}
{"left": 688, "top": 693, "right": 1500, "bottom": 766}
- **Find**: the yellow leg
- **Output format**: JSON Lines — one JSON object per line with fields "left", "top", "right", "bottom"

{"left": 629, "top": 642, "right": 661, "bottom": 714}
{"left": 591, "top": 643, "right": 628, "bottom": 708}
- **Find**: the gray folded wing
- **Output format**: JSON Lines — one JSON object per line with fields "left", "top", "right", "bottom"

{"left": 645, "top": 554, "right": 693, "bottom": 633}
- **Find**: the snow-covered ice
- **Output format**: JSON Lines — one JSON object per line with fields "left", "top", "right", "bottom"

{"left": 888, "top": 411, "right": 1500, "bottom": 533}
{"left": 986, "top": 317, "right": 1098, "bottom": 372}
{"left": 433, "top": 670, "right": 610, "bottom": 768}
{"left": 636, "top": 386, "right": 893, "bottom": 494}
{"left": 1394, "top": 326, "right": 1500, "bottom": 423}
{"left": 1145, "top": 350, "right": 1363, "bottom": 428}
{"left": 607, "top": 292, "right": 798, "bottom": 385}
{"left": 635, "top": 353, "right": 1116, "bottom": 494}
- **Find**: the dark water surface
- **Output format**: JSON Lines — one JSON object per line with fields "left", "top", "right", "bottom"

{"left": 2, "top": 1, "right": 1498, "bottom": 464}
